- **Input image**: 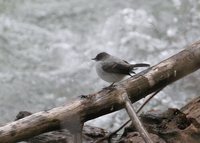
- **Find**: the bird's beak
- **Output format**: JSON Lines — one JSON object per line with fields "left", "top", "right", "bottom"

{"left": 91, "top": 57, "right": 96, "bottom": 60}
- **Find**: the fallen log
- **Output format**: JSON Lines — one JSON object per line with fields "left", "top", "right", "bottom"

{"left": 15, "top": 96, "right": 200, "bottom": 143}
{"left": 0, "top": 40, "right": 200, "bottom": 143}
{"left": 119, "top": 96, "right": 200, "bottom": 143}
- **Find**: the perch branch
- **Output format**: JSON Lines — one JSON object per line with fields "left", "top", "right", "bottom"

{"left": 0, "top": 40, "right": 199, "bottom": 143}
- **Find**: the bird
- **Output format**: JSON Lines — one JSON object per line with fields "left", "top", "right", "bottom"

{"left": 92, "top": 52, "right": 150, "bottom": 86}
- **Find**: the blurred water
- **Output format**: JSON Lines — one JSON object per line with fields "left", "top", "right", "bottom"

{"left": 0, "top": 0, "right": 200, "bottom": 130}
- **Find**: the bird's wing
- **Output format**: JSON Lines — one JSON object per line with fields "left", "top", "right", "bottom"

{"left": 132, "top": 63, "right": 150, "bottom": 67}
{"left": 123, "top": 60, "right": 129, "bottom": 64}
{"left": 102, "top": 62, "right": 130, "bottom": 75}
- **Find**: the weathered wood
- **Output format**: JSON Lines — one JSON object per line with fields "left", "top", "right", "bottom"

{"left": 0, "top": 40, "right": 200, "bottom": 143}
{"left": 27, "top": 124, "right": 108, "bottom": 143}
{"left": 24, "top": 96, "right": 200, "bottom": 143}
{"left": 15, "top": 112, "right": 108, "bottom": 143}
{"left": 120, "top": 104, "right": 200, "bottom": 143}
{"left": 122, "top": 92, "right": 153, "bottom": 143}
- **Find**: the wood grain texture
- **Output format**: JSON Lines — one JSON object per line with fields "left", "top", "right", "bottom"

{"left": 0, "top": 40, "right": 200, "bottom": 143}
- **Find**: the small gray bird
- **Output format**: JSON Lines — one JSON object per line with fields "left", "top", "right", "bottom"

{"left": 92, "top": 52, "right": 150, "bottom": 85}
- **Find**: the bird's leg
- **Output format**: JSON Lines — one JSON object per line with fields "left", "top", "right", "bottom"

{"left": 129, "top": 72, "right": 135, "bottom": 77}
{"left": 109, "top": 82, "right": 115, "bottom": 87}
{"left": 103, "top": 82, "right": 115, "bottom": 90}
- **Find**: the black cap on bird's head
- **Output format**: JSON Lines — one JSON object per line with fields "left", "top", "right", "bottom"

{"left": 92, "top": 52, "right": 110, "bottom": 61}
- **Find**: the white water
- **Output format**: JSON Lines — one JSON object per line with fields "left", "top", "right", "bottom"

{"left": 0, "top": 0, "right": 199, "bottom": 130}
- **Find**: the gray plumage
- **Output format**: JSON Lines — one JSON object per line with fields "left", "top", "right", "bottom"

{"left": 92, "top": 52, "right": 150, "bottom": 83}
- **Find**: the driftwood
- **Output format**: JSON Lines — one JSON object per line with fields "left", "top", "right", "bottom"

{"left": 122, "top": 92, "right": 153, "bottom": 143}
{"left": 0, "top": 40, "right": 200, "bottom": 143}
{"left": 119, "top": 96, "right": 200, "bottom": 143}
{"left": 14, "top": 96, "right": 200, "bottom": 143}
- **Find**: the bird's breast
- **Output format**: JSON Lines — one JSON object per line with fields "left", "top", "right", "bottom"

{"left": 95, "top": 62, "right": 125, "bottom": 83}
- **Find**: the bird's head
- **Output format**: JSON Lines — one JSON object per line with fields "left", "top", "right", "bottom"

{"left": 92, "top": 52, "right": 110, "bottom": 61}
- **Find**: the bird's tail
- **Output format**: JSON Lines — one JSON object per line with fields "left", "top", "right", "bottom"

{"left": 129, "top": 63, "right": 150, "bottom": 74}
{"left": 131, "top": 63, "right": 150, "bottom": 68}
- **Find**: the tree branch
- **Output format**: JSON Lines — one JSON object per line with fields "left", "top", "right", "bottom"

{"left": 0, "top": 40, "right": 200, "bottom": 143}
{"left": 123, "top": 91, "right": 153, "bottom": 143}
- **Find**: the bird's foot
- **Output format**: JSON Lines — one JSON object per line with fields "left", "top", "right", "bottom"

{"left": 79, "top": 94, "right": 89, "bottom": 99}
{"left": 103, "top": 82, "right": 115, "bottom": 90}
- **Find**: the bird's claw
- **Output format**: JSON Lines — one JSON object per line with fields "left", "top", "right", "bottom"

{"left": 102, "top": 82, "right": 115, "bottom": 90}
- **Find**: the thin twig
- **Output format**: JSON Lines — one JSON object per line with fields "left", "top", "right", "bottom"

{"left": 73, "top": 123, "right": 83, "bottom": 143}
{"left": 95, "top": 87, "right": 164, "bottom": 143}
{"left": 123, "top": 91, "right": 154, "bottom": 143}
{"left": 73, "top": 133, "right": 82, "bottom": 143}
{"left": 137, "top": 87, "right": 164, "bottom": 114}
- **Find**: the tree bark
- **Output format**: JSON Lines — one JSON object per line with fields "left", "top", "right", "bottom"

{"left": 0, "top": 40, "right": 200, "bottom": 143}
{"left": 119, "top": 96, "right": 200, "bottom": 143}
{"left": 16, "top": 96, "right": 200, "bottom": 143}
